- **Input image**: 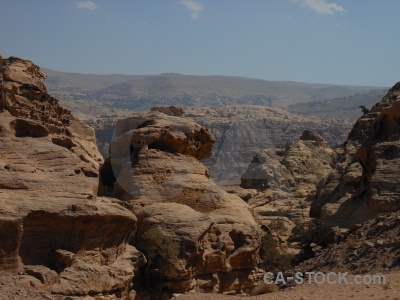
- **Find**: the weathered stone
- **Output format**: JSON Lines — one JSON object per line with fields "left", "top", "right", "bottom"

{"left": 51, "top": 250, "right": 76, "bottom": 273}
{"left": 184, "top": 106, "right": 351, "bottom": 185}
{"left": 23, "top": 265, "right": 59, "bottom": 285}
{"left": 362, "top": 241, "right": 374, "bottom": 248}
{"left": 238, "top": 131, "right": 336, "bottom": 240}
{"left": 112, "top": 111, "right": 214, "bottom": 161}
{"left": 151, "top": 105, "right": 185, "bottom": 116}
{"left": 311, "top": 82, "right": 400, "bottom": 227}
{"left": 10, "top": 118, "right": 49, "bottom": 137}
{"left": 99, "top": 110, "right": 263, "bottom": 297}
{"left": 0, "top": 56, "right": 103, "bottom": 168}
{"left": 0, "top": 55, "right": 141, "bottom": 298}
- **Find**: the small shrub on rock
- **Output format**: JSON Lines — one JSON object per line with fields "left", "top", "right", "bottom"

{"left": 259, "top": 233, "right": 294, "bottom": 273}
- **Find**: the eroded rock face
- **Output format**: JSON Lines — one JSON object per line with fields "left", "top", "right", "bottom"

{"left": 112, "top": 111, "right": 214, "bottom": 161}
{"left": 100, "top": 111, "right": 263, "bottom": 297}
{"left": 235, "top": 131, "right": 336, "bottom": 242}
{"left": 0, "top": 56, "right": 142, "bottom": 298}
{"left": 298, "top": 211, "right": 400, "bottom": 274}
{"left": 0, "top": 57, "right": 103, "bottom": 168}
{"left": 311, "top": 82, "right": 400, "bottom": 228}
{"left": 184, "top": 106, "right": 351, "bottom": 185}
{"left": 88, "top": 105, "right": 352, "bottom": 185}
{"left": 150, "top": 105, "right": 184, "bottom": 116}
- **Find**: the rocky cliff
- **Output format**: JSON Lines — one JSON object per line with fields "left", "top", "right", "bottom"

{"left": 231, "top": 130, "right": 336, "bottom": 243}
{"left": 87, "top": 105, "right": 351, "bottom": 187}
{"left": 0, "top": 55, "right": 265, "bottom": 299}
{"left": 99, "top": 110, "right": 264, "bottom": 298}
{"left": 184, "top": 106, "right": 351, "bottom": 185}
{"left": 311, "top": 82, "right": 400, "bottom": 228}
{"left": 0, "top": 56, "right": 144, "bottom": 299}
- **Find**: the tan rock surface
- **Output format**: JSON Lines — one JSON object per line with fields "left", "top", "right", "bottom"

{"left": 184, "top": 106, "right": 351, "bottom": 185}
{"left": 0, "top": 56, "right": 141, "bottom": 298}
{"left": 299, "top": 210, "right": 400, "bottom": 274}
{"left": 86, "top": 106, "right": 352, "bottom": 186}
{"left": 311, "top": 82, "right": 400, "bottom": 228}
{"left": 100, "top": 110, "right": 263, "bottom": 298}
{"left": 0, "top": 57, "right": 103, "bottom": 168}
{"left": 234, "top": 131, "right": 336, "bottom": 242}
{"left": 112, "top": 111, "right": 214, "bottom": 161}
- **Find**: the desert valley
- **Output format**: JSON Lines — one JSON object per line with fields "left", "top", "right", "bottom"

{"left": 0, "top": 53, "right": 400, "bottom": 300}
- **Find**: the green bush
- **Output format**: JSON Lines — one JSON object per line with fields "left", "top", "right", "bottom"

{"left": 268, "top": 219, "right": 288, "bottom": 233}
{"left": 288, "top": 220, "right": 317, "bottom": 244}
{"left": 289, "top": 220, "right": 320, "bottom": 265}
{"left": 259, "top": 234, "right": 294, "bottom": 273}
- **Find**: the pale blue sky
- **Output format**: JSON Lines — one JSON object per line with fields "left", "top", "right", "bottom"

{"left": 1, "top": 0, "right": 399, "bottom": 86}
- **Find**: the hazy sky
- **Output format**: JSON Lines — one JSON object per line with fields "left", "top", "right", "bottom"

{"left": 1, "top": 0, "right": 399, "bottom": 86}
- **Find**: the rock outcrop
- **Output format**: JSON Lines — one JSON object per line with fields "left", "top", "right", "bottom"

{"left": 184, "top": 106, "right": 351, "bottom": 185}
{"left": 298, "top": 211, "right": 400, "bottom": 274}
{"left": 311, "top": 82, "right": 400, "bottom": 228}
{"left": 0, "top": 56, "right": 103, "bottom": 168}
{"left": 0, "top": 56, "right": 144, "bottom": 298}
{"left": 99, "top": 110, "right": 264, "bottom": 298}
{"left": 233, "top": 131, "right": 336, "bottom": 242}
{"left": 83, "top": 106, "right": 352, "bottom": 186}
{"left": 150, "top": 105, "right": 184, "bottom": 116}
{"left": 0, "top": 56, "right": 266, "bottom": 299}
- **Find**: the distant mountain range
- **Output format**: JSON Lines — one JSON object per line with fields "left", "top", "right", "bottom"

{"left": 43, "top": 68, "right": 387, "bottom": 112}
{"left": 288, "top": 89, "right": 387, "bottom": 122}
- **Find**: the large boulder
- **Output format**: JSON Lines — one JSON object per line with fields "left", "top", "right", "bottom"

{"left": 100, "top": 110, "right": 263, "bottom": 298}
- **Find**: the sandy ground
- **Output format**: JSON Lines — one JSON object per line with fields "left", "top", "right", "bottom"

{"left": 176, "top": 272, "right": 400, "bottom": 300}
{"left": 1, "top": 272, "right": 399, "bottom": 300}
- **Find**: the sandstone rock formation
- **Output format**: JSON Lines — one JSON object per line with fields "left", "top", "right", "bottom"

{"left": 232, "top": 131, "right": 336, "bottom": 243}
{"left": 150, "top": 105, "right": 184, "bottom": 116}
{"left": 311, "top": 82, "right": 400, "bottom": 228}
{"left": 0, "top": 56, "right": 103, "bottom": 168}
{"left": 0, "top": 56, "right": 144, "bottom": 298}
{"left": 0, "top": 56, "right": 268, "bottom": 299}
{"left": 84, "top": 106, "right": 352, "bottom": 187}
{"left": 184, "top": 106, "right": 351, "bottom": 185}
{"left": 99, "top": 110, "right": 264, "bottom": 298}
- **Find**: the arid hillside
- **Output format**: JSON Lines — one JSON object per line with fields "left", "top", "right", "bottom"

{"left": 44, "top": 68, "right": 383, "bottom": 111}
{"left": 1, "top": 54, "right": 400, "bottom": 300}
{"left": 288, "top": 89, "right": 387, "bottom": 122}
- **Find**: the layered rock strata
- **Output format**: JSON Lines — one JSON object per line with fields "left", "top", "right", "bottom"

{"left": 184, "top": 106, "right": 351, "bottom": 185}
{"left": 0, "top": 56, "right": 144, "bottom": 298}
{"left": 99, "top": 111, "right": 264, "bottom": 298}
{"left": 311, "top": 82, "right": 400, "bottom": 228}
{"left": 88, "top": 106, "right": 352, "bottom": 186}
{"left": 233, "top": 131, "right": 336, "bottom": 242}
